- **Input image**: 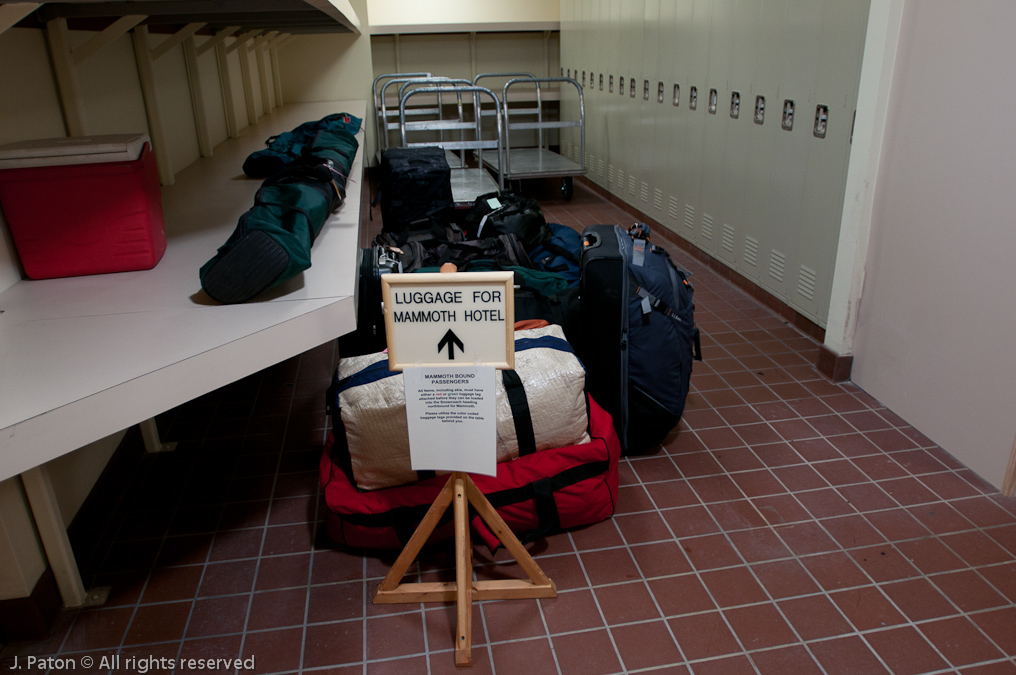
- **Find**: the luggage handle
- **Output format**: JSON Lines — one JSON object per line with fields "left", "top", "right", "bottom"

{"left": 628, "top": 222, "right": 651, "bottom": 241}
{"left": 581, "top": 231, "right": 601, "bottom": 249}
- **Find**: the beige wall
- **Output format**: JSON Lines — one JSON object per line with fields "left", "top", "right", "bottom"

{"left": 367, "top": 0, "right": 559, "bottom": 31}
{"left": 851, "top": 0, "right": 1016, "bottom": 490}
{"left": 279, "top": 0, "right": 377, "bottom": 159}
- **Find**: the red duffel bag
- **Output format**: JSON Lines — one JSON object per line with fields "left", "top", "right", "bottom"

{"left": 319, "top": 396, "right": 621, "bottom": 550}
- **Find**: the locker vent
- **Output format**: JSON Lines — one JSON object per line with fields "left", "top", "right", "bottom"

{"left": 608, "top": 164, "right": 615, "bottom": 185}
{"left": 564, "top": 141, "right": 572, "bottom": 159}
{"left": 598, "top": 159, "right": 605, "bottom": 178}
{"left": 640, "top": 181, "right": 650, "bottom": 204}
{"left": 701, "top": 213, "right": 714, "bottom": 240}
{"left": 588, "top": 153, "right": 594, "bottom": 173}
{"left": 797, "top": 265, "right": 818, "bottom": 301}
{"left": 668, "top": 196, "right": 681, "bottom": 220}
{"left": 617, "top": 169, "right": 625, "bottom": 191}
{"left": 721, "top": 224, "right": 735, "bottom": 253}
{"left": 683, "top": 203, "right": 696, "bottom": 230}
{"left": 653, "top": 188, "right": 663, "bottom": 211}
{"left": 769, "top": 249, "right": 787, "bottom": 282}
{"left": 628, "top": 175, "right": 637, "bottom": 197}
{"left": 744, "top": 236, "right": 760, "bottom": 267}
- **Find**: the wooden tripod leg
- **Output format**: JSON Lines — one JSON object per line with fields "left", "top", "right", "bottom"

{"left": 376, "top": 477, "right": 455, "bottom": 595}
{"left": 453, "top": 473, "right": 472, "bottom": 667}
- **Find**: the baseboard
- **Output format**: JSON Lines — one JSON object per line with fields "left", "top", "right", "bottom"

{"left": 817, "top": 345, "right": 854, "bottom": 383}
{"left": 576, "top": 177, "right": 829, "bottom": 346}
{"left": 0, "top": 568, "right": 61, "bottom": 642}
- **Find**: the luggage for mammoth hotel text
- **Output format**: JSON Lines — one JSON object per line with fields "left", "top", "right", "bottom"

{"left": 578, "top": 223, "right": 702, "bottom": 455}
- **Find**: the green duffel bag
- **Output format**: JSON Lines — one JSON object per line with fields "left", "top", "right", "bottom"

{"left": 200, "top": 129, "right": 358, "bottom": 304}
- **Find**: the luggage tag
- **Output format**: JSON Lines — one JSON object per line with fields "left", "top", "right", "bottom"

{"left": 476, "top": 197, "right": 503, "bottom": 237}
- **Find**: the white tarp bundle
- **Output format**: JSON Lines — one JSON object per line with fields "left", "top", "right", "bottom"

{"left": 337, "top": 324, "right": 589, "bottom": 490}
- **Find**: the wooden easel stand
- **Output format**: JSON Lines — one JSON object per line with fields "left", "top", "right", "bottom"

{"left": 373, "top": 472, "right": 557, "bottom": 667}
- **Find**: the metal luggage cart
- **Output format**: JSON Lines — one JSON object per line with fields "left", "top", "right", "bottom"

{"left": 472, "top": 72, "right": 537, "bottom": 121}
{"left": 399, "top": 85, "right": 504, "bottom": 206}
{"left": 375, "top": 74, "right": 472, "bottom": 169}
{"left": 372, "top": 72, "right": 430, "bottom": 163}
{"left": 481, "top": 77, "right": 586, "bottom": 200}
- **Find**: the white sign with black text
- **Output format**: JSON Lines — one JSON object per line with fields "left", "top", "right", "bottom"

{"left": 403, "top": 365, "right": 497, "bottom": 476}
{"left": 381, "top": 272, "right": 515, "bottom": 371}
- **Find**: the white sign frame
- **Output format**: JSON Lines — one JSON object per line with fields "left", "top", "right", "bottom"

{"left": 381, "top": 271, "right": 515, "bottom": 371}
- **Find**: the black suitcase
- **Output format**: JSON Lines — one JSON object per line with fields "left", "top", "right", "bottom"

{"left": 578, "top": 224, "right": 701, "bottom": 454}
{"left": 337, "top": 245, "right": 399, "bottom": 357}
{"left": 378, "top": 147, "right": 453, "bottom": 238}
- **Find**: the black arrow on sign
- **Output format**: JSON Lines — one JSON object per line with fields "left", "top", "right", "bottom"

{"left": 437, "top": 329, "right": 465, "bottom": 359}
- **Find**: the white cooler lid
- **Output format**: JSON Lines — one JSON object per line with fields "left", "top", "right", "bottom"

{"left": 0, "top": 134, "right": 150, "bottom": 169}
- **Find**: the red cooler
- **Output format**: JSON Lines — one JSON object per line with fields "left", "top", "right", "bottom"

{"left": 0, "top": 134, "right": 166, "bottom": 279}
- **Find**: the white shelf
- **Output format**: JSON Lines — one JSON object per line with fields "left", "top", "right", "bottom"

{"left": 0, "top": 100, "right": 366, "bottom": 483}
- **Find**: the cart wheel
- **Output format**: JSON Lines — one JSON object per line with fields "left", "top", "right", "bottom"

{"left": 561, "top": 177, "right": 574, "bottom": 201}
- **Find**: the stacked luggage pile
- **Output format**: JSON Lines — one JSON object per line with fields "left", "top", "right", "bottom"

{"left": 320, "top": 146, "right": 702, "bottom": 551}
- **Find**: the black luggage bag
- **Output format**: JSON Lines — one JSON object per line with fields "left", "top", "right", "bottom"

{"left": 578, "top": 223, "right": 702, "bottom": 454}
{"left": 378, "top": 147, "right": 453, "bottom": 238}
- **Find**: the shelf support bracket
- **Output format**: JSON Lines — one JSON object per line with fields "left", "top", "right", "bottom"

{"left": 71, "top": 14, "right": 145, "bottom": 65}
{"left": 21, "top": 465, "right": 87, "bottom": 608}
{"left": 150, "top": 21, "right": 205, "bottom": 61}
{"left": 196, "top": 25, "right": 238, "bottom": 58}
{"left": 214, "top": 40, "right": 240, "bottom": 138}
{"left": 183, "top": 35, "right": 213, "bottom": 157}
{"left": 133, "top": 24, "right": 175, "bottom": 185}
{"left": 254, "top": 32, "right": 278, "bottom": 115}
{"left": 45, "top": 18, "right": 87, "bottom": 136}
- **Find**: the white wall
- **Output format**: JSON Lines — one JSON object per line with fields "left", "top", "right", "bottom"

{"left": 851, "top": 0, "right": 1016, "bottom": 491}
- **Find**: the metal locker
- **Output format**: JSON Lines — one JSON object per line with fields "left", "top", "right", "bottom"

{"left": 716, "top": 0, "right": 763, "bottom": 269}
{"left": 791, "top": 0, "right": 869, "bottom": 326}
{"left": 671, "top": 0, "right": 712, "bottom": 245}
{"left": 695, "top": 0, "right": 736, "bottom": 256}
{"left": 638, "top": 0, "right": 662, "bottom": 213}
{"left": 601, "top": 0, "right": 624, "bottom": 196}
{"left": 619, "top": 0, "right": 645, "bottom": 202}
{"left": 652, "top": 0, "right": 681, "bottom": 229}
{"left": 759, "top": 0, "right": 824, "bottom": 303}
{"left": 657, "top": 0, "right": 696, "bottom": 236}
{"left": 736, "top": 0, "right": 790, "bottom": 285}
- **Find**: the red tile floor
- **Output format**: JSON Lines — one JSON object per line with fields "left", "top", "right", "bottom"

{"left": 3, "top": 180, "right": 1015, "bottom": 675}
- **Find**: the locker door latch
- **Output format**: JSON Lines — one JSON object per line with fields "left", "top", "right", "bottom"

{"left": 814, "top": 105, "right": 829, "bottom": 138}
{"left": 708, "top": 88, "right": 718, "bottom": 114}
{"left": 782, "top": 99, "right": 794, "bottom": 130}
{"left": 730, "top": 91, "right": 740, "bottom": 119}
{"left": 672, "top": 83, "right": 680, "bottom": 107}
{"left": 754, "top": 96, "right": 766, "bottom": 125}
{"left": 658, "top": 81, "right": 665, "bottom": 103}
{"left": 689, "top": 86, "right": 698, "bottom": 110}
